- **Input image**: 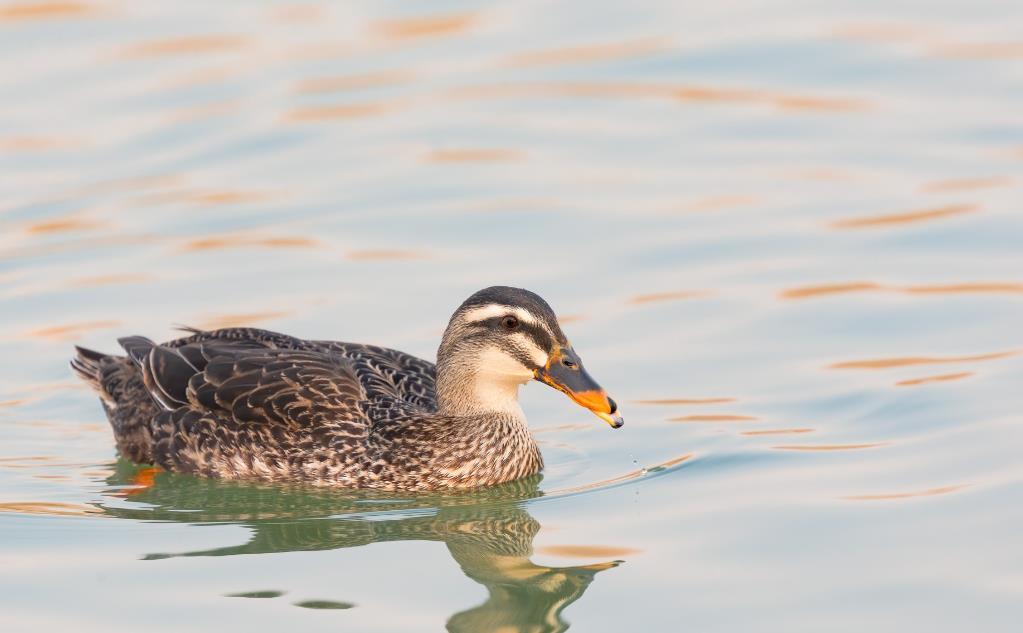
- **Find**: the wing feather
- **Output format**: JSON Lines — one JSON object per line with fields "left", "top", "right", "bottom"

{"left": 132, "top": 340, "right": 369, "bottom": 434}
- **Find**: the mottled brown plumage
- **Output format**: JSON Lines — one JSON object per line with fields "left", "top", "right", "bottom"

{"left": 71, "top": 287, "right": 621, "bottom": 490}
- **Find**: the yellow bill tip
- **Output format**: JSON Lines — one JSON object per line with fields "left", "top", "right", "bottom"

{"left": 595, "top": 410, "right": 625, "bottom": 429}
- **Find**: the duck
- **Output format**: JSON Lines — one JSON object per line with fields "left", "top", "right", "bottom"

{"left": 71, "top": 286, "right": 623, "bottom": 491}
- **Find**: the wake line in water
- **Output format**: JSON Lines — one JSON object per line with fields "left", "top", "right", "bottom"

{"left": 539, "top": 452, "right": 697, "bottom": 500}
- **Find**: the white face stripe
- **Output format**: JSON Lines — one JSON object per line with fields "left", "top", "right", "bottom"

{"left": 460, "top": 304, "right": 539, "bottom": 327}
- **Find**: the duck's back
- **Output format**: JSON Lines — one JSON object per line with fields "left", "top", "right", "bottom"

{"left": 72, "top": 327, "right": 438, "bottom": 484}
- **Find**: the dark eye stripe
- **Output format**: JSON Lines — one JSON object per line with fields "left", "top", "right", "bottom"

{"left": 475, "top": 317, "right": 505, "bottom": 331}
{"left": 475, "top": 317, "right": 553, "bottom": 353}
{"left": 520, "top": 323, "right": 553, "bottom": 354}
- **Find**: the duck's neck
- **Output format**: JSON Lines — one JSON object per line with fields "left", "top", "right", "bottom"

{"left": 430, "top": 347, "right": 543, "bottom": 486}
{"left": 431, "top": 349, "right": 544, "bottom": 478}
{"left": 435, "top": 350, "right": 531, "bottom": 421}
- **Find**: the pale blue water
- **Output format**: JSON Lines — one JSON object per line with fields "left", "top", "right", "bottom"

{"left": 2, "top": 1, "right": 1022, "bottom": 631}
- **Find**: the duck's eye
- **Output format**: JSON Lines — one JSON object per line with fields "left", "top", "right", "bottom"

{"left": 501, "top": 315, "right": 519, "bottom": 330}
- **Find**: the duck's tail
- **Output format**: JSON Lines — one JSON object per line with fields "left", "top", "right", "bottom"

{"left": 71, "top": 344, "right": 158, "bottom": 464}
{"left": 70, "top": 345, "right": 111, "bottom": 400}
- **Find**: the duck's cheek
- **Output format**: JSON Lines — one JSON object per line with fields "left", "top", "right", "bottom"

{"left": 477, "top": 347, "right": 536, "bottom": 382}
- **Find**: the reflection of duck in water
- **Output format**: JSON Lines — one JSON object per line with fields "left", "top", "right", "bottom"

{"left": 99, "top": 463, "right": 620, "bottom": 633}
{"left": 72, "top": 286, "right": 623, "bottom": 490}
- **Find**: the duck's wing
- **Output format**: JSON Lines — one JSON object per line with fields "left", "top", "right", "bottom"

{"left": 123, "top": 337, "right": 368, "bottom": 431}
{"left": 163, "top": 327, "right": 437, "bottom": 410}
{"left": 314, "top": 341, "right": 437, "bottom": 410}
{"left": 121, "top": 337, "right": 381, "bottom": 478}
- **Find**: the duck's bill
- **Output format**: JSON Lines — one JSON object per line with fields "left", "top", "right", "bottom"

{"left": 534, "top": 347, "right": 624, "bottom": 429}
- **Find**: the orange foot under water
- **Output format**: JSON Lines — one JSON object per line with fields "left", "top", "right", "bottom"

{"left": 123, "top": 466, "right": 161, "bottom": 496}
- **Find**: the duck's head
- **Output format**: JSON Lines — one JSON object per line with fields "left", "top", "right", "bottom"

{"left": 436, "top": 286, "right": 623, "bottom": 428}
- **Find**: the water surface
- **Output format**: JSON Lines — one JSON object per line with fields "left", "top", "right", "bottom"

{"left": 2, "top": 1, "right": 1022, "bottom": 631}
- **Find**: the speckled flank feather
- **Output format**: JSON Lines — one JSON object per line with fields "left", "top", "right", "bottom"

{"left": 73, "top": 323, "right": 543, "bottom": 491}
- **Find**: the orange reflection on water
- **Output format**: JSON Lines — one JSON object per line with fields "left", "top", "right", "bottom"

{"left": 0, "top": 136, "right": 78, "bottom": 152}
{"left": 675, "top": 86, "right": 864, "bottom": 112}
{"left": 425, "top": 148, "right": 523, "bottom": 163}
{"left": 129, "top": 186, "right": 267, "bottom": 207}
{"left": 196, "top": 311, "right": 292, "bottom": 330}
{"left": 628, "top": 290, "right": 710, "bottom": 304}
{"left": 27, "top": 320, "right": 120, "bottom": 341}
{"left": 33, "top": 474, "right": 70, "bottom": 481}
{"left": 81, "top": 468, "right": 114, "bottom": 479}
{"left": 7, "top": 421, "right": 79, "bottom": 432}
{"left": 831, "top": 203, "right": 979, "bottom": 229}
{"left": 0, "top": 501, "right": 99, "bottom": 517}
{"left": 782, "top": 281, "right": 1023, "bottom": 299}
{"left": 896, "top": 372, "right": 973, "bottom": 387}
{"left": 181, "top": 235, "right": 319, "bottom": 251}
{"left": 634, "top": 398, "right": 735, "bottom": 405}
{"left": 448, "top": 81, "right": 868, "bottom": 113}
{"left": 556, "top": 314, "right": 587, "bottom": 324}
{"left": 537, "top": 545, "right": 642, "bottom": 558}
{"left": 921, "top": 176, "right": 1013, "bottom": 192}
{"left": 0, "top": 2, "right": 93, "bottom": 21}
{"left": 0, "top": 456, "right": 60, "bottom": 468}
{"left": 345, "top": 249, "right": 429, "bottom": 261}
{"left": 773, "top": 443, "right": 886, "bottom": 451}
{"left": 773, "top": 95, "right": 867, "bottom": 112}
{"left": 831, "top": 23, "right": 1023, "bottom": 61}
{"left": 903, "top": 283, "right": 1023, "bottom": 295}
{"left": 669, "top": 414, "right": 757, "bottom": 422}
{"left": 674, "top": 86, "right": 757, "bottom": 102}
{"left": 189, "top": 190, "right": 271, "bottom": 206}
{"left": 501, "top": 38, "right": 666, "bottom": 68}
{"left": 119, "top": 35, "right": 247, "bottom": 58}
{"left": 2, "top": 381, "right": 79, "bottom": 399}
{"left": 843, "top": 484, "right": 967, "bottom": 501}
{"left": 671, "top": 194, "right": 760, "bottom": 213}
{"left": 830, "top": 350, "right": 1016, "bottom": 369}
{"left": 780, "top": 282, "right": 882, "bottom": 299}
{"left": 295, "top": 70, "right": 414, "bottom": 94}
{"left": 373, "top": 13, "right": 475, "bottom": 40}
{"left": 741, "top": 428, "right": 814, "bottom": 436}
{"left": 26, "top": 216, "right": 104, "bottom": 234}
{"left": 284, "top": 102, "right": 392, "bottom": 122}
